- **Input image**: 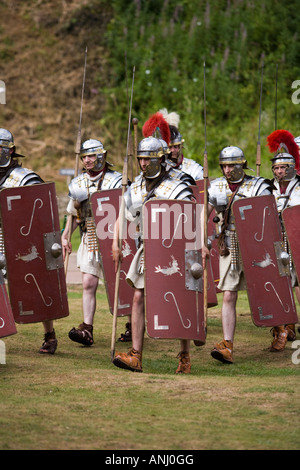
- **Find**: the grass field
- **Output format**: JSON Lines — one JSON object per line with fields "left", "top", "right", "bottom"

{"left": 0, "top": 286, "right": 299, "bottom": 451}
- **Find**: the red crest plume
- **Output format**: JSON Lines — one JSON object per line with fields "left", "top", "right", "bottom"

{"left": 267, "top": 129, "right": 300, "bottom": 170}
{"left": 142, "top": 112, "right": 171, "bottom": 145}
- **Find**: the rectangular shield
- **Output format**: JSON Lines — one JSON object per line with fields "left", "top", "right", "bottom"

{"left": 282, "top": 204, "right": 300, "bottom": 286}
{"left": 91, "top": 188, "right": 136, "bottom": 317}
{"left": 143, "top": 199, "right": 206, "bottom": 343}
{"left": 0, "top": 183, "right": 69, "bottom": 324}
{"left": 0, "top": 272, "right": 17, "bottom": 338}
{"left": 232, "top": 194, "right": 298, "bottom": 327}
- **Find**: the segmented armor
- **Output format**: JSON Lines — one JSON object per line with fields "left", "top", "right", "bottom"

{"left": 272, "top": 176, "right": 300, "bottom": 213}
{"left": 68, "top": 169, "right": 122, "bottom": 203}
{"left": 180, "top": 157, "right": 204, "bottom": 181}
{"left": 167, "top": 166, "right": 196, "bottom": 186}
{"left": 68, "top": 168, "right": 122, "bottom": 261}
{"left": 1, "top": 166, "right": 43, "bottom": 188}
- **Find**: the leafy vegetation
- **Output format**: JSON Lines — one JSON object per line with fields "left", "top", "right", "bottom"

{"left": 101, "top": 0, "right": 300, "bottom": 177}
{"left": 1, "top": 0, "right": 300, "bottom": 182}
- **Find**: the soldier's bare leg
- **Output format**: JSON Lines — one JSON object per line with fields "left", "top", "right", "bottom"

{"left": 221, "top": 290, "right": 237, "bottom": 341}
{"left": 131, "top": 288, "right": 145, "bottom": 352}
{"left": 82, "top": 272, "right": 99, "bottom": 325}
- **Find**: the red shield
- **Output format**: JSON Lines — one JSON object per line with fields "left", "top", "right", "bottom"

{"left": 90, "top": 188, "right": 136, "bottom": 317}
{"left": 143, "top": 199, "right": 206, "bottom": 342}
{"left": 0, "top": 183, "right": 69, "bottom": 324}
{"left": 282, "top": 205, "right": 300, "bottom": 286}
{"left": 232, "top": 194, "right": 298, "bottom": 327}
{"left": 0, "top": 272, "right": 17, "bottom": 338}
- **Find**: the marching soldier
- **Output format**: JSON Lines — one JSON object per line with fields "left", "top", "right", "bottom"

{"left": 159, "top": 108, "right": 204, "bottom": 181}
{"left": 202, "top": 145, "right": 272, "bottom": 363}
{"left": 62, "top": 139, "right": 122, "bottom": 346}
{"left": 112, "top": 136, "right": 195, "bottom": 374}
{"left": 266, "top": 129, "right": 300, "bottom": 351}
{"left": 117, "top": 113, "right": 199, "bottom": 345}
{"left": 0, "top": 128, "right": 58, "bottom": 354}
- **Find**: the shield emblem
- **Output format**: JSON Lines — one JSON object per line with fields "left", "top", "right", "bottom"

{"left": 143, "top": 199, "right": 206, "bottom": 343}
{"left": 232, "top": 194, "right": 298, "bottom": 327}
{"left": 192, "top": 180, "right": 221, "bottom": 294}
{"left": 282, "top": 204, "right": 300, "bottom": 286}
{"left": 0, "top": 183, "right": 69, "bottom": 324}
{"left": 0, "top": 272, "right": 17, "bottom": 338}
{"left": 90, "top": 188, "right": 136, "bottom": 317}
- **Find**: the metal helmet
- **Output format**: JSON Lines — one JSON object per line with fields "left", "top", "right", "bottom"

{"left": 0, "top": 128, "right": 14, "bottom": 168}
{"left": 137, "top": 137, "right": 165, "bottom": 178}
{"left": 80, "top": 139, "right": 107, "bottom": 172}
{"left": 295, "top": 136, "right": 300, "bottom": 149}
{"left": 219, "top": 146, "right": 247, "bottom": 183}
{"left": 271, "top": 152, "right": 296, "bottom": 181}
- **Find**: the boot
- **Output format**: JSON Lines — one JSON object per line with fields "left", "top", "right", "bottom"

{"left": 39, "top": 329, "right": 57, "bottom": 354}
{"left": 113, "top": 347, "right": 143, "bottom": 372}
{"left": 69, "top": 322, "right": 94, "bottom": 346}
{"left": 269, "top": 326, "right": 288, "bottom": 352}
{"left": 117, "top": 322, "right": 132, "bottom": 342}
{"left": 211, "top": 339, "right": 233, "bottom": 363}
{"left": 175, "top": 351, "right": 191, "bottom": 374}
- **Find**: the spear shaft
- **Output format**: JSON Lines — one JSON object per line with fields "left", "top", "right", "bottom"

{"left": 256, "top": 60, "right": 264, "bottom": 177}
{"left": 111, "top": 66, "right": 135, "bottom": 361}
{"left": 203, "top": 61, "right": 208, "bottom": 330}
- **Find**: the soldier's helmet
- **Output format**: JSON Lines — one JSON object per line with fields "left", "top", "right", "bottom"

{"left": 137, "top": 137, "right": 165, "bottom": 178}
{"left": 267, "top": 130, "right": 300, "bottom": 181}
{"left": 219, "top": 145, "right": 247, "bottom": 183}
{"left": 0, "top": 128, "right": 14, "bottom": 167}
{"left": 80, "top": 139, "right": 107, "bottom": 172}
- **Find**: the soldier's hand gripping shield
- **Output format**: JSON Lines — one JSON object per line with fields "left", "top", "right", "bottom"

{"left": 232, "top": 194, "right": 298, "bottom": 327}
{"left": 143, "top": 199, "right": 206, "bottom": 343}
{"left": 91, "top": 188, "right": 136, "bottom": 317}
{"left": 282, "top": 205, "right": 300, "bottom": 296}
{"left": 0, "top": 183, "right": 69, "bottom": 323}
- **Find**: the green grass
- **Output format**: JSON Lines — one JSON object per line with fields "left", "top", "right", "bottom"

{"left": 0, "top": 288, "right": 299, "bottom": 450}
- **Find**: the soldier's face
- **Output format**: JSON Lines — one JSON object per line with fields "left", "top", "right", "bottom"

{"left": 273, "top": 164, "right": 288, "bottom": 182}
{"left": 169, "top": 144, "right": 181, "bottom": 162}
{"left": 81, "top": 153, "right": 97, "bottom": 170}
{"left": 222, "top": 164, "right": 235, "bottom": 179}
{"left": 138, "top": 157, "right": 150, "bottom": 172}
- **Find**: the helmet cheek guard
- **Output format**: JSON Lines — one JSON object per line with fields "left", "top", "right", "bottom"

{"left": 0, "top": 128, "right": 14, "bottom": 168}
